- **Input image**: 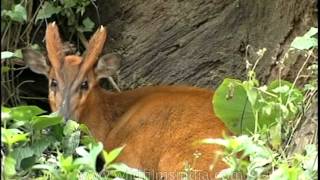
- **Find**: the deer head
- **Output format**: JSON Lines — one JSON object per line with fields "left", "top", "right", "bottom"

{"left": 22, "top": 22, "right": 121, "bottom": 121}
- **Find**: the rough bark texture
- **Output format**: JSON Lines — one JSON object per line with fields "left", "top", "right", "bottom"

{"left": 85, "top": 0, "right": 317, "bottom": 90}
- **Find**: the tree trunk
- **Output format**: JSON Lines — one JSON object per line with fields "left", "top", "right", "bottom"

{"left": 86, "top": 0, "right": 316, "bottom": 90}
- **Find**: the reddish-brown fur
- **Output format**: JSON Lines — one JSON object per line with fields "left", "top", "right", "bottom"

{"left": 23, "top": 23, "right": 231, "bottom": 179}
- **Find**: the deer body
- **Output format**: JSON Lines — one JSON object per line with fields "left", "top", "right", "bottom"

{"left": 22, "top": 23, "right": 229, "bottom": 179}
{"left": 81, "top": 85, "right": 227, "bottom": 171}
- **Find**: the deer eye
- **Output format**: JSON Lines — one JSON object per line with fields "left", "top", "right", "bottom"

{"left": 50, "top": 79, "right": 58, "bottom": 88}
{"left": 80, "top": 81, "right": 89, "bottom": 90}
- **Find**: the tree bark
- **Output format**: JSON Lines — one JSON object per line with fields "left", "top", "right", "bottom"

{"left": 86, "top": 0, "right": 317, "bottom": 90}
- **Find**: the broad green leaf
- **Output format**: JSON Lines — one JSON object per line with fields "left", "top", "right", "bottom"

{"left": 271, "top": 85, "right": 290, "bottom": 94}
{"left": 36, "top": 2, "right": 61, "bottom": 21}
{"left": 4, "top": 156, "right": 17, "bottom": 178}
{"left": 10, "top": 105, "right": 45, "bottom": 121}
{"left": 2, "top": 128, "right": 29, "bottom": 147}
{"left": 31, "top": 114, "right": 63, "bottom": 130}
{"left": 103, "top": 145, "right": 125, "bottom": 165}
{"left": 1, "top": 51, "right": 14, "bottom": 59}
{"left": 20, "top": 156, "right": 36, "bottom": 170}
{"left": 291, "top": 37, "right": 318, "bottom": 50}
{"left": 213, "top": 78, "right": 255, "bottom": 134}
{"left": 3, "top": 4, "right": 27, "bottom": 23}
{"left": 247, "top": 88, "right": 258, "bottom": 106}
{"left": 63, "top": 120, "right": 80, "bottom": 136}
{"left": 31, "top": 137, "right": 54, "bottom": 156}
{"left": 74, "top": 142, "right": 103, "bottom": 169}
{"left": 76, "top": 146, "right": 89, "bottom": 157}
{"left": 10, "top": 147, "right": 34, "bottom": 170}
{"left": 62, "top": 131, "right": 81, "bottom": 155}
{"left": 51, "top": 123, "right": 64, "bottom": 141}
{"left": 304, "top": 27, "right": 318, "bottom": 38}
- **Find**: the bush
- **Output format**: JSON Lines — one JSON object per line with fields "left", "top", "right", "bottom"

{"left": 202, "top": 27, "right": 318, "bottom": 179}
{"left": 1, "top": 106, "right": 148, "bottom": 180}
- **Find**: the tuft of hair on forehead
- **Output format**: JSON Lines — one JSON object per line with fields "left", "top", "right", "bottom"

{"left": 64, "top": 55, "right": 82, "bottom": 66}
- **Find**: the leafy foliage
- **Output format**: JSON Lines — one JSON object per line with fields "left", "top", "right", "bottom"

{"left": 1, "top": 0, "right": 96, "bottom": 107}
{"left": 207, "top": 27, "right": 318, "bottom": 179}
{"left": 2, "top": 4, "right": 27, "bottom": 23}
{"left": 1, "top": 106, "right": 149, "bottom": 180}
{"left": 291, "top": 27, "right": 318, "bottom": 50}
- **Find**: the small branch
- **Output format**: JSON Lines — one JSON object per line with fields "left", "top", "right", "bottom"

{"left": 19, "top": 96, "right": 48, "bottom": 100}
{"left": 77, "top": 31, "right": 89, "bottom": 49}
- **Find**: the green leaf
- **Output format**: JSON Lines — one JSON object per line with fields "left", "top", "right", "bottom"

{"left": 62, "top": 131, "right": 81, "bottom": 156}
{"left": 216, "top": 168, "right": 235, "bottom": 179}
{"left": 63, "top": 120, "right": 80, "bottom": 136}
{"left": 80, "top": 135, "right": 98, "bottom": 147}
{"left": 213, "top": 78, "right": 255, "bottom": 134}
{"left": 103, "top": 145, "right": 125, "bottom": 165}
{"left": 79, "top": 124, "right": 91, "bottom": 135}
{"left": 10, "top": 147, "right": 34, "bottom": 170}
{"left": 291, "top": 37, "right": 318, "bottom": 50}
{"left": 270, "top": 164, "right": 303, "bottom": 180}
{"left": 304, "top": 27, "right": 318, "bottom": 38}
{"left": 13, "top": 49, "right": 23, "bottom": 59}
{"left": 20, "top": 156, "right": 36, "bottom": 170}
{"left": 269, "top": 123, "right": 282, "bottom": 149}
{"left": 1, "top": 106, "right": 12, "bottom": 122}
{"left": 31, "top": 114, "right": 63, "bottom": 130}
{"left": 75, "top": 146, "right": 89, "bottom": 157}
{"left": 74, "top": 142, "right": 103, "bottom": 169}
{"left": 268, "top": 80, "right": 303, "bottom": 105}
{"left": 1, "top": 51, "right": 14, "bottom": 59}
{"left": 3, "top": 4, "right": 27, "bottom": 23}
{"left": 10, "top": 105, "right": 46, "bottom": 121}
{"left": 4, "top": 156, "right": 17, "bottom": 178}
{"left": 58, "top": 155, "right": 75, "bottom": 172}
{"left": 36, "top": 2, "right": 61, "bottom": 21}
{"left": 31, "top": 137, "right": 54, "bottom": 156}
{"left": 303, "top": 144, "right": 318, "bottom": 171}
{"left": 32, "top": 164, "right": 55, "bottom": 172}
{"left": 63, "top": 0, "right": 77, "bottom": 8}
{"left": 1, "top": 128, "right": 29, "bottom": 147}
{"left": 247, "top": 88, "right": 258, "bottom": 106}
{"left": 77, "top": 17, "right": 95, "bottom": 32}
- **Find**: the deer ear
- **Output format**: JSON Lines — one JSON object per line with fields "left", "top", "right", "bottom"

{"left": 22, "top": 48, "right": 50, "bottom": 76}
{"left": 95, "top": 53, "right": 121, "bottom": 79}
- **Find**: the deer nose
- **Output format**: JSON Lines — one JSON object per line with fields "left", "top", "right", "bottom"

{"left": 58, "top": 99, "right": 71, "bottom": 122}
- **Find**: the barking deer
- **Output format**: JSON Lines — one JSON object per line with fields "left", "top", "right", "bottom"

{"left": 22, "top": 22, "right": 230, "bottom": 179}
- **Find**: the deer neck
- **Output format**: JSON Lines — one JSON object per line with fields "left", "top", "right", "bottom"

{"left": 78, "top": 86, "right": 143, "bottom": 142}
